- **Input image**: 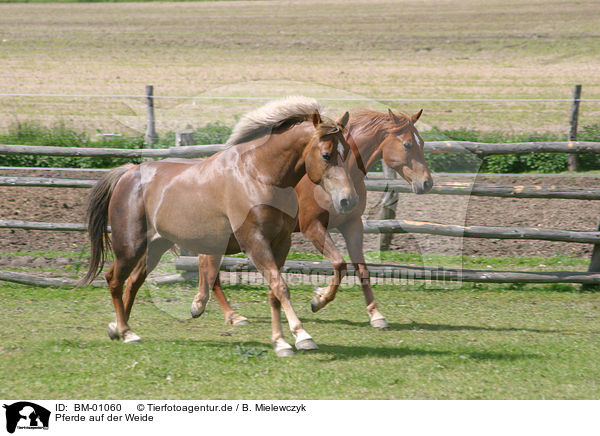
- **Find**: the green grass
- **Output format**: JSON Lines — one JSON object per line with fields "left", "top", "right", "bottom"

{"left": 1, "top": 278, "right": 598, "bottom": 399}
{"left": 364, "top": 251, "right": 589, "bottom": 271}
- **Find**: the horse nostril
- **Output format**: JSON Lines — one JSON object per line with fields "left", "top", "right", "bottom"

{"left": 340, "top": 198, "right": 350, "bottom": 209}
{"left": 423, "top": 180, "right": 432, "bottom": 191}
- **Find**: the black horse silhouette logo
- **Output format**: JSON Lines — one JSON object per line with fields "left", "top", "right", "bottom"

{"left": 3, "top": 402, "right": 50, "bottom": 434}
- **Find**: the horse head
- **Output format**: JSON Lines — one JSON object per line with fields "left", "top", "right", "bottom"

{"left": 379, "top": 109, "right": 433, "bottom": 194}
{"left": 304, "top": 110, "right": 358, "bottom": 214}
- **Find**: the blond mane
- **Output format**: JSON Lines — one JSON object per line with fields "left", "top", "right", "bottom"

{"left": 226, "top": 96, "right": 324, "bottom": 146}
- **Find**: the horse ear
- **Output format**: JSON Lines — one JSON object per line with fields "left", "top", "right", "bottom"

{"left": 411, "top": 109, "right": 423, "bottom": 123}
{"left": 312, "top": 110, "right": 322, "bottom": 127}
{"left": 387, "top": 108, "right": 401, "bottom": 124}
{"left": 337, "top": 111, "right": 350, "bottom": 129}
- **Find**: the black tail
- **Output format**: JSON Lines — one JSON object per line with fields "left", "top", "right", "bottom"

{"left": 75, "top": 164, "right": 135, "bottom": 288}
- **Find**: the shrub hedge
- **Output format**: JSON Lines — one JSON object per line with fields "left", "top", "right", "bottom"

{"left": 1, "top": 122, "right": 599, "bottom": 173}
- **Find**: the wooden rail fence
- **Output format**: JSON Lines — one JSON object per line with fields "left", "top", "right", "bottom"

{"left": 2, "top": 218, "right": 599, "bottom": 245}
{"left": 2, "top": 141, "right": 600, "bottom": 159}
{"left": 1, "top": 140, "right": 600, "bottom": 287}
{"left": 176, "top": 257, "right": 600, "bottom": 285}
{"left": 4, "top": 176, "right": 600, "bottom": 200}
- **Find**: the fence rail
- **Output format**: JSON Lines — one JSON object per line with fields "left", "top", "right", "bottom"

{"left": 1, "top": 138, "right": 600, "bottom": 287}
{"left": 0, "top": 176, "right": 96, "bottom": 188}
{"left": 2, "top": 141, "right": 600, "bottom": 159}
{"left": 364, "top": 180, "right": 600, "bottom": 200}
{"left": 3, "top": 176, "right": 600, "bottom": 201}
{"left": 175, "top": 256, "right": 600, "bottom": 285}
{"left": 3, "top": 218, "right": 599, "bottom": 244}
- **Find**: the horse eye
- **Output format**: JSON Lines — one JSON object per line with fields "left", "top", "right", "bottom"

{"left": 403, "top": 143, "right": 412, "bottom": 150}
{"left": 322, "top": 152, "right": 332, "bottom": 162}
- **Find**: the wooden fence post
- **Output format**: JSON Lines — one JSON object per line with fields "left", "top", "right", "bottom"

{"left": 144, "top": 85, "right": 158, "bottom": 148}
{"left": 175, "top": 129, "right": 195, "bottom": 147}
{"left": 567, "top": 84, "right": 582, "bottom": 171}
{"left": 378, "top": 161, "right": 398, "bottom": 251}
{"left": 583, "top": 217, "right": 600, "bottom": 291}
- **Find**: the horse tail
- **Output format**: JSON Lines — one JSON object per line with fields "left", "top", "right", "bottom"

{"left": 75, "top": 163, "right": 135, "bottom": 288}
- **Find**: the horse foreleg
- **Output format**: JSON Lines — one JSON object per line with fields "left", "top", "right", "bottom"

{"left": 190, "top": 254, "right": 221, "bottom": 318}
{"left": 247, "top": 234, "right": 316, "bottom": 356}
{"left": 340, "top": 219, "right": 388, "bottom": 329}
{"left": 302, "top": 220, "right": 347, "bottom": 313}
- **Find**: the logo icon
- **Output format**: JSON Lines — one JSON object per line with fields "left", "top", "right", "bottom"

{"left": 3, "top": 402, "right": 50, "bottom": 434}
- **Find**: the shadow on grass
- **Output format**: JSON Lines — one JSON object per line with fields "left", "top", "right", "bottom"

{"left": 202, "top": 314, "right": 565, "bottom": 334}
{"left": 307, "top": 318, "right": 565, "bottom": 334}
{"left": 313, "top": 343, "right": 540, "bottom": 362}
{"left": 42, "top": 337, "right": 540, "bottom": 364}
{"left": 193, "top": 340, "right": 540, "bottom": 362}
{"left": 390, "top": 321, "right": 565, "bottom": 334}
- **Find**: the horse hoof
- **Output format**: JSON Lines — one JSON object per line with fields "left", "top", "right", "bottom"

{"left": 123, "top": 331, "right": 141, "bottom": 343}
{"left": 296, "top": 338, "right": 319, "bottom": 351}
{"left": 370, "top": 318, "right": 389, "bottom": 329}
{"left": 275, "top": 348, "right": 295, "bottom": 357}
{"left": 273, "top": 342, "right": 295, "bottom": 357}
{"left": 190, "top": 302, "right": 205, "bottom": 318}
{"left": 107, "top": 322, "right": 119, "bottom": 340}
{"left": 310, "top": 295, "right": 324, "bottom": 313}
{"left": 232, "top": 316, "right": 250, "bottom": 326}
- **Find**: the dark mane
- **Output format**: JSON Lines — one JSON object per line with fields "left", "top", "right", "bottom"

{"left": 348, "top": 109, "right": 411, "bottom": 139}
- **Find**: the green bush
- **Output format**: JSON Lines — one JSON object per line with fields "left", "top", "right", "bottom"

{"left": 0, "top": 122, "right": 233, "bottom": 169}
{"left": 2, "top": 121, "right": 599, "bottom": 173}
{"left": 157, "top": 122, "right": 232, "bottom": 147}
{"left": 194, "top": 122, "right": 232, "bottom": 145}
{"left": 0, "top": 122, "right": 144, "bottom": 168}
{"left": 578, "top": 123, "right": 600, "bottom": 171}
{"left": 440, "top": 129, "right": 575, "bottom": 173}
{"left": 425, "top": 152, "right": 482, "bottom": 173}
{"left": 418, "top": 127, "right": 482, "bottom": 172}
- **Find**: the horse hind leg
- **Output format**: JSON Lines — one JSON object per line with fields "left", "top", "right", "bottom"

{"left": 108, "top": 238, "right": 173, "bottom": 343}
{"left": 210, "top": 273, "right": 250, "bottom": 326}
{"left": 106, "top": 254, "right": 143, "bottom": 343}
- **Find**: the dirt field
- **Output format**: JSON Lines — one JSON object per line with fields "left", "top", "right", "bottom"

{"left": 1, "top": 168, "right": 599, "bottom": 269}
{"left": 1, "top": 0, "right": 599, "bottom": 135}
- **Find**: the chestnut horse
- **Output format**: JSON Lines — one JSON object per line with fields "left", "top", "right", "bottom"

{"left": 203, "top": 108, "right": 433, "bottom": 328}
{"left": 77, "top": 96, "right": 359, "bottom": 357}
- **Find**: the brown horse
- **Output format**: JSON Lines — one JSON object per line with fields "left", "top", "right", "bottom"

{"left": 77, "top": 96, "right": 359, "bottom": 357}
{"left": 204, "top": 108, "right": 433, "bottom": 328}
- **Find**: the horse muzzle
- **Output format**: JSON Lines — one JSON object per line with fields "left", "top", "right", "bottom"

{"left": 412, "top": 177, "right": 433, "bottom": 194}
{"left": 333, "top": 192, "right": 359, "bottom": 215}
{"left": 321, "top": 166, "right": 359, "bottom": 214}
